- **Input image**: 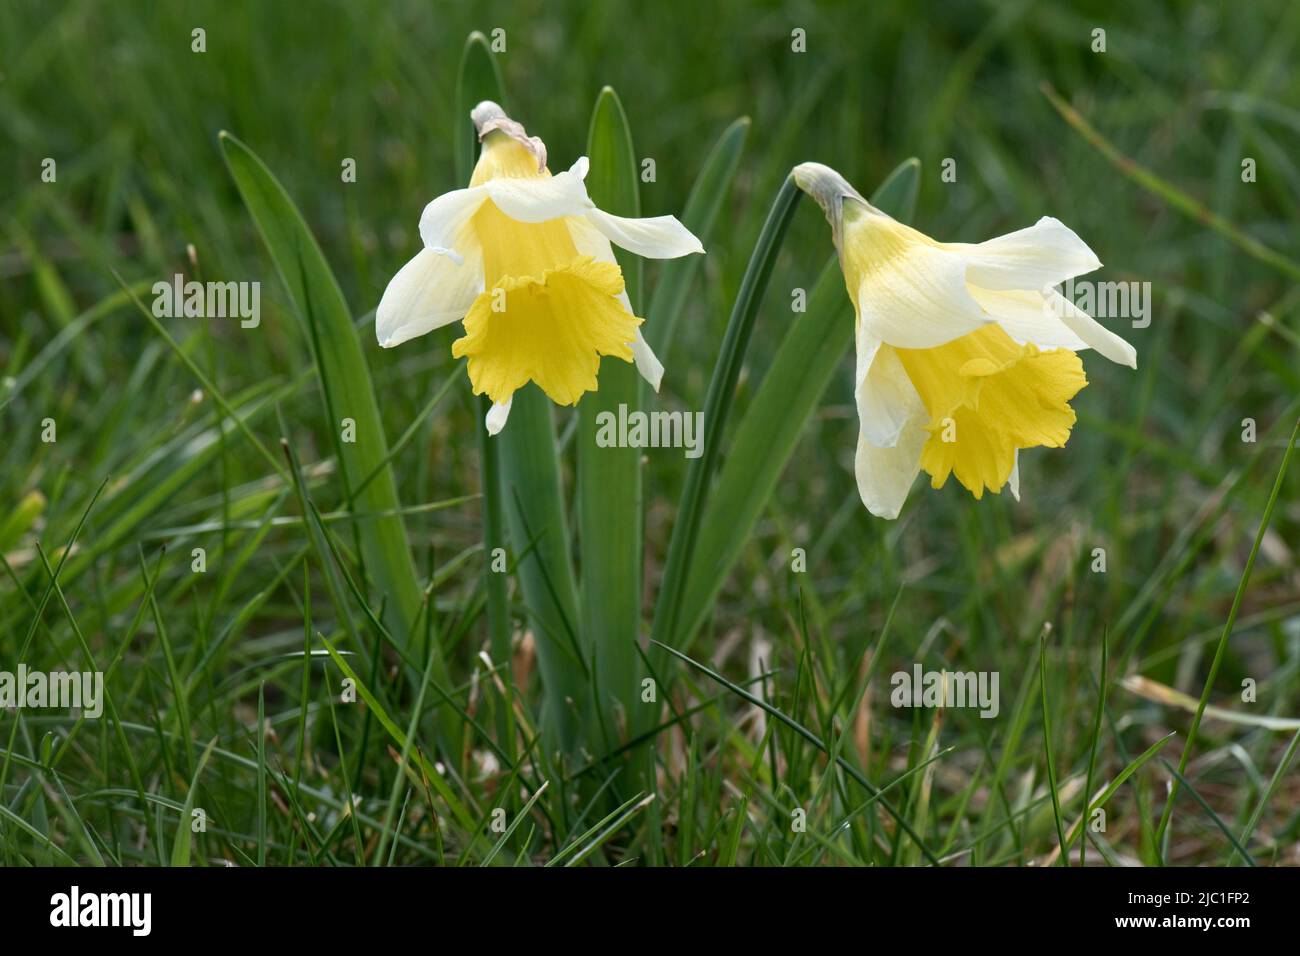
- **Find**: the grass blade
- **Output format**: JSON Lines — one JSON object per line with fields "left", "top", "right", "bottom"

{"left": 315, "top": 633, "right": 480, "bottom": 837}
{"left": 651, "top": 639, "right": 941, "bottom": 865}
{"left": 1122, "top": 674, "right": 1300, "bottom": 731}
{"left": 481, "top": 780, "right": 549, "bottom": 867}
{"left": 1080, "top": 628, "right": 1108, "bottom": 866}
{"left": 1231, "top": 727, "right": 1300, "bottom": 864}
{"left": 1155, "top": 418, "right": 1299, "bottom": 844}
{"left": 170, "top": 737, "right": 218, "bottom": 867}
{"left": 1057, "top": 732, "right": 1176, "bottom": 857}
{"left": 1159, "top": 759, "right": 1256, "bottom": 866}
{"left": 1039, "top": 631, "right": 1069, "bottom": 866}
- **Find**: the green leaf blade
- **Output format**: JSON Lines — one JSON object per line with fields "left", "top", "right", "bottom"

{"left": 579, "top": 87, "right": 645, "bottom": 759}
{"left": 218, "top": 132, "right": 459, "bottom": 747}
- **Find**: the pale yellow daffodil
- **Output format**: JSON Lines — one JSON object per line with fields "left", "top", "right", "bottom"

{"left": 793, "top": 162, "right": 1136, "bottom": 518}
{"left": 377, "top": 102, "right": 704, "bottom": 433}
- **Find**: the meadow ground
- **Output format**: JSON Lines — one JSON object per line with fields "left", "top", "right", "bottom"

{"left": 1, "top": 0, "right": 1298, "bottom": 868}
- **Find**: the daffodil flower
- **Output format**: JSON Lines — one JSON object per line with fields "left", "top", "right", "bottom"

{"left": 793, "top": 162, "right": 1136, "bottom": 519}
{"left": 377, "top": 101, "right": 704, "bottom": 434}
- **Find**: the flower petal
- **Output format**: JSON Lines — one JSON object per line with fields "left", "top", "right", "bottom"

{"left": 1053, "top": 293, "right": 1138, "bottom": 369}
{"left": 485, "top": 398, "right": 512, "bottom": 435}
{"left": 567, "top": 215, "right": 625, "bottom": 296}
{"left": 844, "top": 207, "right": 991, "bottom": 349}
{"left": 480, "top": 157, "right": 591, "bottom": 223}
{"left": 968, "top": 286, "right": 1089, "bottom": 352}
{"left": 376, "top": 245, "right": 484, "bottom": 348}
{"left": 856, "top": 335, "right": 927, "bottom": 448}
{"left": 585, "top": 209, "right": 704, "bottom": 259}
{"left": 418, "top": 186, "right": 491, "bottom": 251}
{"left": 855, "top": 420, "right": 926, "bottom": 519}
{"left": 631, "top": 328, "right": 664, "bottom": 392}
{"left": 953, "top": 216, "right": 1101, "bottom": 291}
{"left": 970, "top": 286, "right": 1137, "bottom": 369}
{"left": 480, "top": 154, "right": 702, "bottom": 259}
{"left": 853, "top": 334, "right": 928, "bottom": 519}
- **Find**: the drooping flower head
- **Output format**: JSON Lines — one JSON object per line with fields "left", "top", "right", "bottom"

{"left": 377, "top": 102, "right": 703, "bottom": 434}
{"left": 793, "top": 162, "right": 1136, "bottom": 518}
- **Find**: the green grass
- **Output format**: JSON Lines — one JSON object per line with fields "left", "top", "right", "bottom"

{"left": 1, "top": 0, "right": 1298, "bottom": 867}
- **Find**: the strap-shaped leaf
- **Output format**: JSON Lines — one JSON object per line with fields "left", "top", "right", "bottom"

{"left": 219, "top": 132, "right": 458, "bottom": 745}
{"left": 578, "top": 86, "right": 644, "bottom": 756}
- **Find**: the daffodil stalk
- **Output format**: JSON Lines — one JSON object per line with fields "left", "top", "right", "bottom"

{"left": 792, "top": 161, "right": 1137, "bottom": 518}
{"left": 670, "top": 159, "right": 920, "bottom": 659}
{"left": 378, "top": 97, "right": 703, "bottom": 757}
{"left": 453, "top": 31, "right": 513, "bottom": 757}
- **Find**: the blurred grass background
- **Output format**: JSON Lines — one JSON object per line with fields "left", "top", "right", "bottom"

{"left": 1, "top": 0, "right": 1298, "bottom": 865}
